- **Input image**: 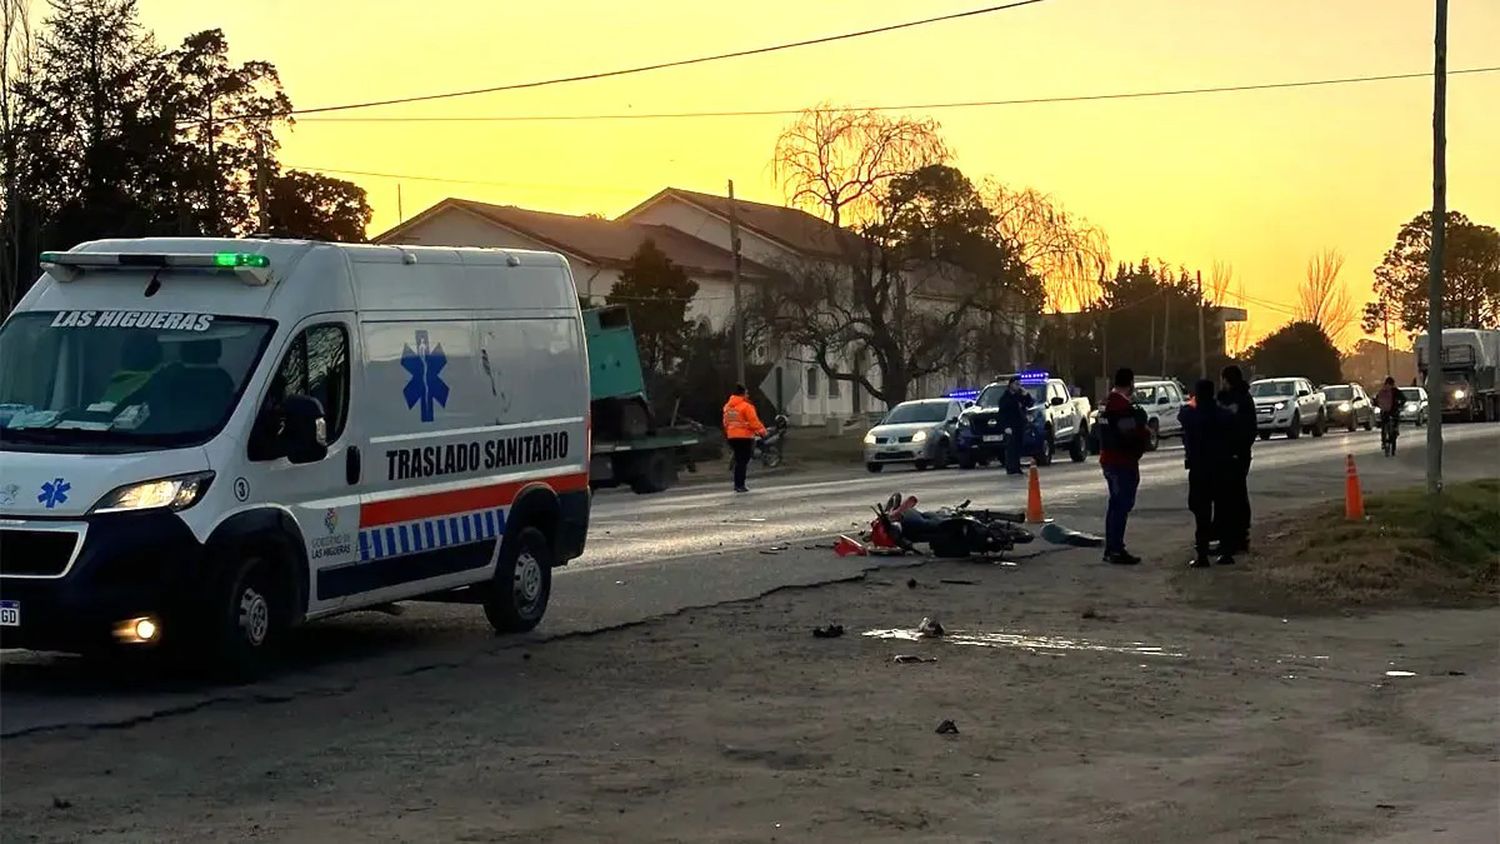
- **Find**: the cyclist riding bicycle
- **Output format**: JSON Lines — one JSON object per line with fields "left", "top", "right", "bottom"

{"left": 1374, "top": 377, "right": 1402, "bottom": 449}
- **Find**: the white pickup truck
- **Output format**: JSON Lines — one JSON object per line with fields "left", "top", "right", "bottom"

{"left": 1085, "top": 378, "right": 1188, "bottom": 453}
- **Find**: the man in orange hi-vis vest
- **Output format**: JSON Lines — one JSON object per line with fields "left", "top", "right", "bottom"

{"left": 723, "top": 384, "right": 768, "bottom": 493}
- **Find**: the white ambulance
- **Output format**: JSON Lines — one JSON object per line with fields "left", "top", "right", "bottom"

{"left": 0, "top": 238, "right": 591, "bottom": 673}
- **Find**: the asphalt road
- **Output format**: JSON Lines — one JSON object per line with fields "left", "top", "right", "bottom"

{"left": 2, "top": 422, "right": 1496, "bottom": 736}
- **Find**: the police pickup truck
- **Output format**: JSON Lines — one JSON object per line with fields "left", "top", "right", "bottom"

{"left": 952, "top": 372, "right": 1091, "bottom": 467}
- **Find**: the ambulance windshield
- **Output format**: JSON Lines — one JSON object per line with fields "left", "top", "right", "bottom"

{"left": 0, "top": 311, "right": 273, "bottom": 451}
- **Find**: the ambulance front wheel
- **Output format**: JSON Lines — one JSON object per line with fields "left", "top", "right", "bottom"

{"left": 194, "top": 551, "right": 290, "bottom": 679}
{"left": 485, "top": 526, "right": 553, "bottom": 634}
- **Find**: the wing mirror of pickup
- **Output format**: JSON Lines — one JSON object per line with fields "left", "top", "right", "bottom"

{"left": 1297, "top": 389, "right": 1311, "bottom": 398}
{"left": 1050, "top": 396, "right": 1066, "bottom": 407}
{"left": 1157, "top": 396, "right": 1171, "bottom": 406}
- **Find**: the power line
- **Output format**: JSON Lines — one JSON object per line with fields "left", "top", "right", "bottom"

{"left": 295, "top": 66, "right": 1500, "bottom": 125}
{"left": 199, "top": 1, "right": 1047, "bottom": 124}
{"left": 285, "top": 164, "right": 646, "bottom": 195}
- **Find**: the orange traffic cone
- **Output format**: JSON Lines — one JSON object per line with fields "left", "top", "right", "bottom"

{"left": 1344, "top": 454, "right": 1365, "bottom": 521}
{"left": 1026, "top": 464, "right": 1046, "bottom": 524}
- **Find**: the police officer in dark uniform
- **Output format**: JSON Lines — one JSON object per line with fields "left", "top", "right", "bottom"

{"left": 1180, "top": 379, "right": 1234, "bottom": 567}
{"left": 1216, "top": 365, "right": 1257, "bottom": 562}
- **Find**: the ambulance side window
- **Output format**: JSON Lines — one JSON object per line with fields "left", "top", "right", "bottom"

{"left": 249, "top": 324, "right": 350, "bottom": 461}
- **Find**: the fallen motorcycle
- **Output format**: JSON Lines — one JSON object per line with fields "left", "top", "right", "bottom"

{"left": 867, "top": 493, "right": 1034, "bottom": 558}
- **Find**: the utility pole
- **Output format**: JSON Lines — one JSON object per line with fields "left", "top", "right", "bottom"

{"left": 1426, "top": 0, "right": 1447, "bottom": 495}
{"left": 728, "top": 179, "right": 746, "bottom": 387}
{"left": 254, "top": 134, "right": 271, "bottom": 232}
{"left": 1382, "top": 304, "right": 1393, "bottom": 378}
{"left": 397, "top": 183, "right": 405, "bottom": 224}
{"left": 1196, "top": 269, "right": 1207, "bottom": 378}
{"left": 1161, "top": 294, "right": 1170, "bottom": 378}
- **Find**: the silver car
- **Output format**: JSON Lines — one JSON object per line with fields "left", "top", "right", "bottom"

{"left": 864, "top": 398, "right": 964, "bottom": 473}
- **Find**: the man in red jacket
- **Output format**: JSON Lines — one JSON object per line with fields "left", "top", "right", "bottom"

{"left": 1097, "top": 367, "right": 1151, "bottom": 564}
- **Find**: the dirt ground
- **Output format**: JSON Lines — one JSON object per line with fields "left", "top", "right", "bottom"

{"left": 3, "top": 503, "right": 1497, "bottom": 842}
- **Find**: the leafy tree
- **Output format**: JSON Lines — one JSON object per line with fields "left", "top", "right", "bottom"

{"left": 1368, "top": 211, "right": 1500, "bottom": 333}
{"left": 755, "top": 161, "right": 1034, "bottom": 405}
{"left": 149, "top": 27, "right": 291, "bottom": 236}
{"left": 261, "top": 170, "right": 371, "bottom": 242}
{"left": 0, "top": 3, "right": 371, "bottom": 314}
{"left": 606, "top": 239, "right": 699, "bottom": 374}
{"left": 1245, "top": 320, "right": 1342, "bottom": 385}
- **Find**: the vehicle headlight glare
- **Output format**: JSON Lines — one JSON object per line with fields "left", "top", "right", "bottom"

{"left": 1274, "top": 402, "right": 1286, "bottom": 411}
{"left": 92, "top": 472, "right": 214, "bottom": 514}
{"left": 1338, "top": 402, "right": 1351, "bottom": 412}
{"left": 912, "top": 430, "right": 928, "bottom": 443}
{"left": 1453, "top": 389, "right": 1466, "bottom": 400}
{"left": 864, "top": 432, "right": 877, "bottom": 445}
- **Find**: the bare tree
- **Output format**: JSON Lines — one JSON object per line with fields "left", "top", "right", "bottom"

{"left": 983, "top": 182, "right": 1109, "bottom": 312}
{"left": 1206, "top": 260, "right": 1249, "bottom": 355}
{"left": 1297, "top": 248, "right": 1357, "bottom": 348}
{"left": 772, "top": 104, "right": 947, "bottom": 232}
{"left": 0, "top": 0, "right": 35, "bottom": 314}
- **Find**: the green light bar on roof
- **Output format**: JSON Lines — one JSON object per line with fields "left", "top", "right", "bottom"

{"left": 213, "top": 252, "right": 270, "bottom": 268}
{"left": 40, "top": 250, "right": 273, "bottom": 285}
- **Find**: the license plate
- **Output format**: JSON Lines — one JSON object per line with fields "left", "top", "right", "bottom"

{"left": 0, "top": 600, "right": 18, "bottom": 627}
{"left": 982, "top": 435, "right": 1003, "bottom": 442}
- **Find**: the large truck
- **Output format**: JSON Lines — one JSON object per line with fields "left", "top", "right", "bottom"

{"left": 1415, "top": 328, "right": 1500, "bottom": 422}
{"left": 584, "top": 306, "right": 701, "bottom": 493}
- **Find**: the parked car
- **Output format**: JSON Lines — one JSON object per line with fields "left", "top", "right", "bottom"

{"left": 1322, "top": 383, "right": 1375, "bottom": 431}
{"left": 863, "top": 398, "right": 965, "bottom": 472}
{"left": 1085, "top": 378, "right": 1186, "bottom": 453}
{"left": 955, "top": 373, "right": 1089, "bottom": 467}
{"left": 1250, "top": 377, "right": 1327, "bottom": 439}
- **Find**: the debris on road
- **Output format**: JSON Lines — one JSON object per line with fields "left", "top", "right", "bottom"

{"left": 935, "top": 720, "right": 959, "bottom": 735}
{"left": 918, "top": 617, "right": 945, "bottom": 638}
{"left": 834, "top": 535, "right": 868, "bottom": 557}
{"left": 907, "top": 578, "right": 919, "bottom": 589}
{"left": 1040, "top": 522, "right": 1104, "bottom": 548}
{"left": 51, "top": 797, "right": 72, "bottom": 810}
{"left": 893, "top": 654, "right": 937, "bottom": 664}
{"left": 812, "top": 624, "right": 845, "bottom": 639}
{"left": 940, "top": 579, "right": 978, "bottom": 586}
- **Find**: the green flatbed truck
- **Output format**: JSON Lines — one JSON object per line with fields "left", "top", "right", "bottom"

{"left": 584, "top": 306, "right": 702, "bottom": 493}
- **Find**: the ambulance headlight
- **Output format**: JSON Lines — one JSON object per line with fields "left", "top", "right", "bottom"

{"left": 92, "top": 472, "right": 215, "bottom": 514}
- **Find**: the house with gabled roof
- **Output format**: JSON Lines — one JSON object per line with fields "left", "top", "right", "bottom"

{"left": 373, "top": 197, "right": 774, "bottom": 330}
{"left": 375, "top": 189, "right": 1020, "bottom": 425}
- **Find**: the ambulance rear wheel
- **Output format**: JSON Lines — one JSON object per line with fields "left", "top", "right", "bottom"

{"left": 485, "top": 526, "right": 553, "bottom": 634}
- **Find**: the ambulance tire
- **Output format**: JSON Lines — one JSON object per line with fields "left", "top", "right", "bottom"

{"left": 195, "top": 551, "right": 289, "bottom": 681}
{"left": 485, "top": 526, "right": 553, "bottom": 634}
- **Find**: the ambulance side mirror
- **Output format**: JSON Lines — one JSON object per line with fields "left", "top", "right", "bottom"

{"left": 282, "top": 394, "right": 329, "bottom": 464}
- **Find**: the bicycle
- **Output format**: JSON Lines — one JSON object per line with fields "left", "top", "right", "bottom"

{"left": 1380, "top": 412, "right": 1399, "bottom": 457}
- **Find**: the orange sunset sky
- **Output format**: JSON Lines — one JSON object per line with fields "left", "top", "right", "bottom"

{"left": 135, "top": 0, "right": 1499, "bottom": 344}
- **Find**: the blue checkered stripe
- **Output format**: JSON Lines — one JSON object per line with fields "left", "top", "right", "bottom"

{"left": 358, "top": 507, "right": 508, "bottom": 563}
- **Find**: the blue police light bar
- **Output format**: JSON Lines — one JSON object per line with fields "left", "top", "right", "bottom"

{"left": 1018, "top": 369, "right": 1050, "bottom": 384}
{"left": 945, "top": 388, "right": 981, "bottom": 401}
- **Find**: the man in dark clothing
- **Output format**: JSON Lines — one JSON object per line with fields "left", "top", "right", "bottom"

{"left": 1098, "top": 367, "right": 1151, "bottom": 564}
{"left": 1180, "top": 379, "right": 1234, "bottom": 568}
{"left": 1215, "top": 365, "right": 1257, "bottom": 562}
{"left": 997, "top": 377, "right": 1034, "bottom": 475}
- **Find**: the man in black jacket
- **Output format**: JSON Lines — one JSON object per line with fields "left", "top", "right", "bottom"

{"left": 1216, "top": 365, "right": 1257, "bottom": 562}
{"left": 997, "top": 377, "right": 1034, "bottom": 475}
{"left": 1180, "top": 379, "right": 1234, "bottom": 567}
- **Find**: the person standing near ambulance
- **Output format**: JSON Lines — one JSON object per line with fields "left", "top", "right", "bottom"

{"left": 723, "top": 384, "right": 767, "bottom": 493}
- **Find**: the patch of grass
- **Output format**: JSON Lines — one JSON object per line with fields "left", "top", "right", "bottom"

{"left": 1178, "top": 479, "right": 1500, "bottom": 616}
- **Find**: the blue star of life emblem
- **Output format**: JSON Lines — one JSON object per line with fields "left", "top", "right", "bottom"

{"left": 38, "top": 477, "right": 70, "bottom": 509}
{"left": 401, "top": 330, "right": 449, "bottom": 423}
